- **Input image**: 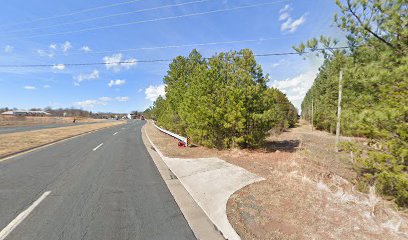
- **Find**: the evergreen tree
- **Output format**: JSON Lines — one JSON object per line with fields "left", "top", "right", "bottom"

{"left": 150, "top": 49, "right": 297, "bottom": 149}
{"left": 295, "top": 0, "right": 408, "bottom": 207}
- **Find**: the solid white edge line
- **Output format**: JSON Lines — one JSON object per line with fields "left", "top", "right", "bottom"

{"left": 92, "top": 143, "right": 103, "bottom": 151}
{"left": 0, "top": 191, "right": 51, "bottom": 240}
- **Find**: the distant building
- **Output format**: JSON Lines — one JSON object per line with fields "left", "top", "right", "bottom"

{"left": 1, "top": 110, "right": 51, "bottom": 116}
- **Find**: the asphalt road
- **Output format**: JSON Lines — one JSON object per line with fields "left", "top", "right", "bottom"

{"left": 0, "top": 122, "right": 101, "bottom": 135}
{"left": 0, "top": 120, "right": 195, "bottom": 240}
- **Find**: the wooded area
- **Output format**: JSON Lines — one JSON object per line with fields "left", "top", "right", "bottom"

{"left": 145, "top": 49, "right": 297, "bottom": 148}
{"left": 298, "top": 0, "right": 407, "bottom": 207}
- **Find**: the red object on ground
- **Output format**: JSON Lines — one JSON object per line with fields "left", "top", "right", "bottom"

{"left": 178, "top": 141, "right": 186, "bottom": 148}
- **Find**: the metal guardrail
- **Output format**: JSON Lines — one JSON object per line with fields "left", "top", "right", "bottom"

{"left": 153, "top": 122, "right": 188, "bottom": 146}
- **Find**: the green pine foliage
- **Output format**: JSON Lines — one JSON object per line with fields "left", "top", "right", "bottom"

{"left": 298, "top": 0, "right": 407, "bottom": 207}
{"left": 149, "top": 49, "right": 297, "bottom": 149}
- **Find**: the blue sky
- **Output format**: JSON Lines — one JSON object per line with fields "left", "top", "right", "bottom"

{"left": 0, "top": 0, "right": 344, "bottom": 113}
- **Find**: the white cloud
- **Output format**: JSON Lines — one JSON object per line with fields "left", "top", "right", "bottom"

{"left": 99, "top": 97, "right": 112, "bottom": 102}
{"left": 103, "top": 53, "right": 137, "bottom": 72}
{"left": 74, "top": 100, "right": 100, "bottom": 109}
{"left": 74, "top": 98, "right": 110, "bottom": 109}
{"left": 271, "top": 59, "right": 285, "bottom": 68}
{"left": 49, "top": 43, "right": 57, "bottom": 50}
{"left": 281, "top": 15, "right": 307, "bottom": 33}
{"left": 73, "top": 69, "right": 99, "bottom": 85}
{"left": 24, "top": 85, "right": 36, "bottom": 90}
{"left": 270, "top": 70, "right": 318, "bottom": 110}
{"left": 115, "top": 96, "right": 129, "bottom": 102}
{"left": 271, "top": 70, "right": 317, "bottom": 90}
{"left": 4, "top": 45, "right": 14, "bottom": 53}
{"left": 61, "top": 41, "right": 72, "bottom": 53}
{"left": 37, "top": 49, "right": 46, "bottom": 56}
{"left": 145, "top": 84, "right": 165, "bottom": 101}
{"left": 137, "top": 88, "right": 143, "bottom": 93}
{"left": 108, "top": 79, "right": 126, "bottom": 87}
{"left": 37, "top": 49, "right": 54, "bottom": 58}
{"left": 74, "top": 96, "right": 128, "bottom": 109}
{"left": 279, "top": 4, "right": 291, "bottom": 13}
{"left": 279, "top": 4, "right": 307, "bottom": 33}
{"left": 279, "top": 12, "right": 290, "bottom": 21}
{"left": 288, "top": 95, "right": 304, "bottom": 102}
{"left": 38, "top": 42, "right": 73, "bottom": 57}
{"left": 80, "top": 46, "right": 92, "bottom": 53}
{"left": 43, "top": 85, "right": 51, "bottom": 89}
{"left": 52, "top": 64, "right": 65, "bottom": 70}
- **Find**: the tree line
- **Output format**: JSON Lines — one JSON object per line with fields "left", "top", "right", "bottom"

{"left": 146, "top": 49, "right": 297, "bottom": 149}
{"left": 0, "top": 107, "right": 129, "bottom": 119}
{"left": 297, "top": 0, "right": 407, "bottom": 207}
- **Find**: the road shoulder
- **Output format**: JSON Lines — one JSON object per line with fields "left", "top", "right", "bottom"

{"left": 142, "top": 122, "right": 266, "bottom": 240}
{"left": 141, "top": 124, "right": 225, "bottom": 240}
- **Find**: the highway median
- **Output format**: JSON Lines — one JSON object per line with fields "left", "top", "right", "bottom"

{"left": 0, "top": 121, "right": 125, "bottom": 160}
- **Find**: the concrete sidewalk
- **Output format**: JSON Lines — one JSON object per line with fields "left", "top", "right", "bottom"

{"left": 144, "top": 127, "right": 264, "bottom": 240}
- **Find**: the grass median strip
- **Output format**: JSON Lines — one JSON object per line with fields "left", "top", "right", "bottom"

{"left": 0, "top": 121, "right": 124, "bottom": 159}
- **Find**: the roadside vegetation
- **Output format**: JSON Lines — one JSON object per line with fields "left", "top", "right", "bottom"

{"left": 145, "top": 49, "right": 297, "bottom": 148}
{"left": 146, "top": 116, "right": 408, "bottom": 239}
{"left": 296, "top": 0, "right": 407, "bottom": 207}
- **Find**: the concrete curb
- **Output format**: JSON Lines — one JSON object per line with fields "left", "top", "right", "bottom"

{"left": 143, "top": 125, "right": 265, "bottom": 240}
{"left": 141, "top": 125, "right": 225, "bottom": 240}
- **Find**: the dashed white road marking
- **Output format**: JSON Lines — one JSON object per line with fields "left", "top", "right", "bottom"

{"left": 0, "top": 191, "right": 51, "bottom": 240}
{"left": 113, "top": 132, "right": 118, "bottom": 135}
{"left": 92, "top": 143, "right": 103, "bottom": 151}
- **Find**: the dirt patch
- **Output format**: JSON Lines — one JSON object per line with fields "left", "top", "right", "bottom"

{"left": 0, "top": 115, "right": 103, "bottom": 127}
{"left": 0, "top": 121, "right": 124, "bottom": 158}
{"left": 144, "top": 120, "right": 408, "bottom": 239}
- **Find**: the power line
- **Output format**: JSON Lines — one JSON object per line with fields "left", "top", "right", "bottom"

{"left": 0, "top": 0, "right": 145, "bottom": 28}
{"left": 253, "top": 47, "right": 349, "bottom": 56}
{"left": 59, "top": 35, "right": 306, "bottom": 56}
{"left": 0, "top": 47, "right": 350, "bottom": 68}
{"left": 17, "top": 0, "right": 289, "bottom": 39}
{"left": 3, "top": 0, "right": 211, "bottom": 34}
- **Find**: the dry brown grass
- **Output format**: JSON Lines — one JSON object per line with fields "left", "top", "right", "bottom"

{"left": 0, "top": 115, "right": 103, "bottom": 127}
{"left": 144, "top": 120, "right": 408, "bottom": 240}
{"left": 0, "top": 121, "right": 124, "bottom": 158}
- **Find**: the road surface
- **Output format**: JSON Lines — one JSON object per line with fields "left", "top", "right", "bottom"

{"left": 0, "top": 120, "right": 195, "bottom": 240}
{"left": 0, "top": 122, "right": 103, "bottom": 135}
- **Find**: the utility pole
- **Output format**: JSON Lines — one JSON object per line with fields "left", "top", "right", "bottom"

{"left": 335, "top": 70, "right": 343, "bottom": 152}
{"left": 311, "top": 98, "right": 314, "bottom": 131}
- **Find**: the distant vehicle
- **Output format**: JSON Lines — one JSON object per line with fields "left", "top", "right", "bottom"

{"left": 141, "top": 115, "right": 145, "bottom": 120}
